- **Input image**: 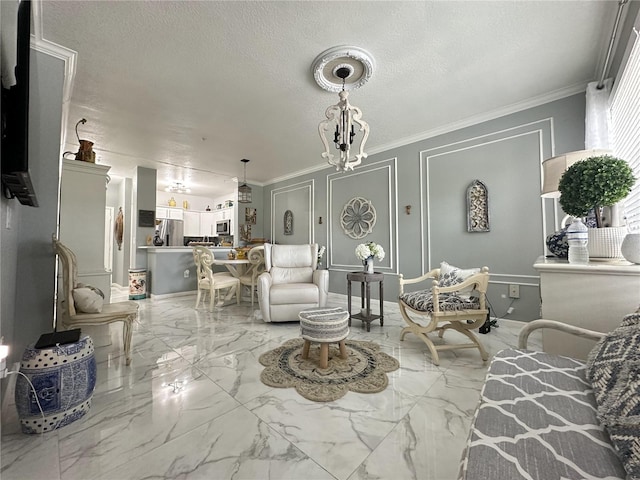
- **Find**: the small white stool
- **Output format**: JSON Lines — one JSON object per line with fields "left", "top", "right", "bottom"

{"left": 299, "top": 307, "right": 349, "bottom": 369}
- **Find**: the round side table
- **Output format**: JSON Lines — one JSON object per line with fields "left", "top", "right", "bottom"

{"left": 347, "top": 271, "right": 384, "bottom": 332}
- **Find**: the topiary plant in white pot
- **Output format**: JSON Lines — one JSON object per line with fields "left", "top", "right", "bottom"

{"left": 558, "top": 155, "right": 635, "bottom": 258}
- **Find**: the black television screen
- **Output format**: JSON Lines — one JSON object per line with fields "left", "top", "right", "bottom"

{"left": 1, "top": 0, "right": 38, "bottom": 207}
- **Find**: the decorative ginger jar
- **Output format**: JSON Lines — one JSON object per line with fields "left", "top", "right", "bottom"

{"left": 15, "top": 335, "right": 96, "bottom": 434}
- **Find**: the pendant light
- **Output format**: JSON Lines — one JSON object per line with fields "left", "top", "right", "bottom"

{"left": 313, "top": 46, "right": 374, "bottom": 172}
{"left": 238, "top": 159, "right": 252, "bottom": 203}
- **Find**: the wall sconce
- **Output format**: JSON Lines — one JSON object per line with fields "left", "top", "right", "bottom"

{"left": 405, "top": 205, "right": 412, "bottom": 215}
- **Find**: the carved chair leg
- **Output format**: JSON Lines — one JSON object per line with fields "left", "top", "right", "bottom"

{"left": 401, "top": 327, "right": 440, "bottom": 365}
{"left": 209, "top": 288, "right": 216, "bottom": 312}
{"left": 195, "top": 289, "right": 202, "bottom": 309}
{"left": 457, "top": 328, "right": 489, "bottom": 361}
{"left": 123, "top": 318, "right": 133, "bottom": 366}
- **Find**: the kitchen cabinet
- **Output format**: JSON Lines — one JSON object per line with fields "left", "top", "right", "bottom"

{"left": 184, "top": 211, "right": 201, "bottom": 236}
{"left": 200, "top": 211, "right": 216, "bottom": 236}
{"left": 156, "top": 206, "right": 184, "bottom": 220}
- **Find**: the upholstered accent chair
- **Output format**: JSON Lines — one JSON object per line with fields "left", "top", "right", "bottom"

{"left": 257, "top": 243, "right": 329, "bottom": 322}
{"left": 192, "top": 246, "right": 240, "bottom": 310}
{"left": 238, "top": 245, "right": 265, "bottom": 306}
{"left": 54, "top": 237, "right": 139, "bottom": 365}
{"left": 398, "top": 262, "right": 490, "bottom": 365}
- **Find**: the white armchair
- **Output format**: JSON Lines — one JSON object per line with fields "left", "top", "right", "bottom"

{"left": 257, "top": 243, "right": 329, "bottom": 322}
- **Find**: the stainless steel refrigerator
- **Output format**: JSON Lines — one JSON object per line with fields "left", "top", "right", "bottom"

{"left": 158, "top": 219, "right": 184, "bottom": 246}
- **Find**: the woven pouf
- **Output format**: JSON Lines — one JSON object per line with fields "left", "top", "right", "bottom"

{"left": 15, "top": 335, "right": 97, "bottom": 434}
{"left": 299, "top": 307, "right": 349, "bottom": 369}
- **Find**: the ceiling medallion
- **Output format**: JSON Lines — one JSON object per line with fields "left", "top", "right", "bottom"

{"left": 314, "top": 46, "right": 374, "bottom": 172}
{"left": 312, "top": 46, "right": 375, "bottom": 93}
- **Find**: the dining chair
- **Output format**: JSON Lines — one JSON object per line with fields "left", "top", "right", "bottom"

{"left": 54, "top": 237, "right": 139, "bottom": 365}
{"left": 192, "top": 246, "right": 240, "bottom": 310}
{"left": 192, "top": 246, "right": 234, "bottom": 309}
{"left": 238, "top": 245, "right": 265, "bottom": 306}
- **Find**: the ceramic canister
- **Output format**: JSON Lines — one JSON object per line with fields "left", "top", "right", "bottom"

{"left": 15, "top": 336, "right": 97, "bottom": 434}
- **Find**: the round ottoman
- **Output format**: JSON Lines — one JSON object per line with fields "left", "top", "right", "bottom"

{"left": 299, "top": 307, "right": 349, "bottom": 369}
{"left": 15, "top": 335, "right": 97, "bottom": 434}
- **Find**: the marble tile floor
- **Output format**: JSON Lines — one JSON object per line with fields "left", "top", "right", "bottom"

{"left": 1, "top": 291, "right": 541, "bottom": 480}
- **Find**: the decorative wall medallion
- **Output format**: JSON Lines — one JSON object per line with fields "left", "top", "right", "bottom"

{"left": 284, "top": 210, "right": 294, "bottom": 235}
{"left": 467, "top": 180, "right": 490, "bottom": 232}
{"left": 340, "top": 197, "right": 376, "bottom": 239}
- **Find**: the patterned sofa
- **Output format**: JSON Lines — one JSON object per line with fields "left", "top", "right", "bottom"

{"left": 458, "top": 316, "right": 640, "bottom": 480}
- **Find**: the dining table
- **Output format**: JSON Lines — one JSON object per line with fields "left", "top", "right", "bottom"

{"left": 212, "top": 258, "right": 250, "bottom": 278}
{"left": 211, "top": 258, "right": 251, "bottom": 305}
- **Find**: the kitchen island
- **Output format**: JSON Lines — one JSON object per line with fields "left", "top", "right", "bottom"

{"left": 140, "top": 246, "right": 233, "bottom": 297}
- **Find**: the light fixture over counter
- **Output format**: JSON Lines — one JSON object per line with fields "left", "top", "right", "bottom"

{"left": 313, "top": 46, "right": 374, "bottom": 172}
{"left": 238, "top": 158, "right": 252, "bottom": 203}
{"left": 165, "top": 182, "right": 191, "bottom": 194}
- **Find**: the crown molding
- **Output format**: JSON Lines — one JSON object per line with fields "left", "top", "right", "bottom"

{"left": 265, "top": 82, "right": 588, "bottom": 187}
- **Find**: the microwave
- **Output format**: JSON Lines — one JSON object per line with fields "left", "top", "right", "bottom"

{"left": 216, "top": 219, "right": 231, "bottom": 235}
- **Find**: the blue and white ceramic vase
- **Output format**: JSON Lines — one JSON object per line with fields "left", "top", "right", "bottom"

{"left": 15, "top": 335, "right": 97, "bottom": 434}
{"left": 546, "top": 228, "right": 569, "bottom": 258}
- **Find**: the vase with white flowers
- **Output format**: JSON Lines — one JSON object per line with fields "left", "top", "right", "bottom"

{"left": 355, "top": 242, "right": 385, "bottom": 274}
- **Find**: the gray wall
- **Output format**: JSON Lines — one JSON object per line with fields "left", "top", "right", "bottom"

{"left": 0, "top": 51, "right": 64, "bottom": 386}
{"left": 133, "top": 167, "right": 157, "bottom": 270}
{"left": 263, "top": 93, "right": 586, "bottom": 322}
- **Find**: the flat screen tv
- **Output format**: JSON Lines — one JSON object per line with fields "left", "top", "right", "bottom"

{"left": 1, "top": 0, "right": 38, "bottom": 207}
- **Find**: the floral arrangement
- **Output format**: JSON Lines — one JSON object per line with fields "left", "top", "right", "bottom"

{"left": 355, "top": 242, "right": 385, "bottom": 262}
{"left": 317, "top": 245, "right": 326, "bottom": 265}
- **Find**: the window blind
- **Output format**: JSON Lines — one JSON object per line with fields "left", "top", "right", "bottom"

{"left": 611, "top": 30, "right": 640, "bottom": 231}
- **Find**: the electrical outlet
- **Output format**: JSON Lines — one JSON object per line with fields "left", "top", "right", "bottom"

{"left": 508, "top": 284, "right": 520, "bottom": 298}
{"left": 507, "top": 307, "right": 515, "bottom": 314}
{"left": 184, "top": 269, "right": 190, "bottom": 278}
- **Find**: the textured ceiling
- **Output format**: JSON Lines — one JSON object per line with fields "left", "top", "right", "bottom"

{"left": 40, "top": 1, "right": 617, "bottom": 197}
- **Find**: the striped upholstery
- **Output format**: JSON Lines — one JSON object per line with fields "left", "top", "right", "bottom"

{"left": 299, "top": 307, "right": 349, "bottom": 343}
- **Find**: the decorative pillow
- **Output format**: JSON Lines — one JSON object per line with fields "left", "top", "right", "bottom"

{"left": 438, "top": 261, "right": 480, "bottom": 293}
{"left": 399, "top": 290, "right": 480, "bottom": 313}
{"left": 586, "top": 316, "right": 640, "bottom": 479}
{"left": 72, "top": 284, "right": 105, "bottom": 313}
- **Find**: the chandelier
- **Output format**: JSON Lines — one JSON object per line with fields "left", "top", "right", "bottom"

{"left": 165, "top": 182, "right": 191, "bottom": 194}
{"left": 238, "top": 159, "right": 252, "bottom": 203}
{"left": 313, "top": 46, "right": 374, "bottom": 172}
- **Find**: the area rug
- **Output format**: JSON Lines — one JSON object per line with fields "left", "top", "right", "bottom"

{"left": 258, "top": 338, "right": 400, "bottom": 402}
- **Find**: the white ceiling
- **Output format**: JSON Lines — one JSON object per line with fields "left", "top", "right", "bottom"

{"left": 38, "top": 1, "right": 619, "bottom": 197}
